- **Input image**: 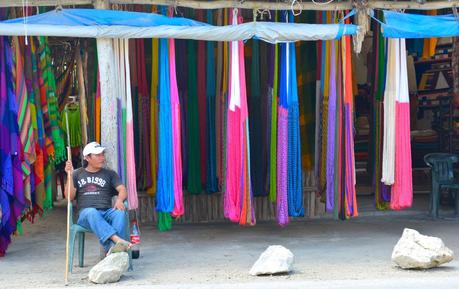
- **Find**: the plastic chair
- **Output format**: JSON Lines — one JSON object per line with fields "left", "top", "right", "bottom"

{"left": 424, "top": 153, "right": 459, "bottom": 218}
{"left": 67, "top": 201, "right": 133, "bottom": 273}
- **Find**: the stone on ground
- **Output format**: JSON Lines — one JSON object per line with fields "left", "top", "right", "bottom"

{"left": 391, "top": 228, "right": 454, "bottom": 269}
{"left": 249, "top": 245, "right": 294, "bottom": 276}
{"left": 88, "top": 252, "right": 129, "bottom": 284}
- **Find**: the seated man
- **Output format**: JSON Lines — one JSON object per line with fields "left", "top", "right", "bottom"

{"left": 64, "top": 141, "right": 131, "bottom": 254}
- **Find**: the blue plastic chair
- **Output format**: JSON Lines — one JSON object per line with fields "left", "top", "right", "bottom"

{"left": 424, "top": 153, "right": 459, "bottom": 218}
{"left": 67, "top": 201, "right": 133, "bottom": 273}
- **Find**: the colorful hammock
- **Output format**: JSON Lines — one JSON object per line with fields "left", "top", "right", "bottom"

{"left": 224, "top": 9, "right": 255, "bottom": 226}
{"left": 389, "top": 38, "right": 413, "bottom": 210}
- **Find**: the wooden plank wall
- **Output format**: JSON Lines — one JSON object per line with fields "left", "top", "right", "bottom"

{"left": 136, "top": 171, "right": 326, "bottom": 224}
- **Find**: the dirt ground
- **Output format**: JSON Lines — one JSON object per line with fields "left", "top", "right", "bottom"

{"left": 1, "top": 199, "right": 459, "bottom": 289}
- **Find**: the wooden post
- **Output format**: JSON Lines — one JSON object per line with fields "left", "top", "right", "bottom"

{"left": 76, "top": 43, "right": 88, "bottom": 146}
{"left": 94, "top": 0, "right": 118, "bottom": 170}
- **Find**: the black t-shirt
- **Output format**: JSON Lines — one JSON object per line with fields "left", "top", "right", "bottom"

{"left": 73, "top": 168, "right": 122, "bottom": 211}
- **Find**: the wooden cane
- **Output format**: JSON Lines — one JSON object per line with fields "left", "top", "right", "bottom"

{"left": 64, "top": 105, "right": 72, "bottom": 285}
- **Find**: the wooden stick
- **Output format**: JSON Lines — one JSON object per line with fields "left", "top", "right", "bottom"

{"left": 64, "top": 106, "right": 72, "bottom": 285}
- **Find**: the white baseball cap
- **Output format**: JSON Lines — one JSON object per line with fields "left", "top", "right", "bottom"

{"left": 83, "top": 142, "right": 106, "bottom": 157}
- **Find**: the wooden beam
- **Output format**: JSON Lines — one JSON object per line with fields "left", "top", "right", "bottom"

{"left": 1, "top": 0, "right": 457, "bottom": 10}
{"left": 0, "top": 0, "right": 92, "bottom": 7}
{"left": 110, "top": 0, "right": 354, "bottom": 10}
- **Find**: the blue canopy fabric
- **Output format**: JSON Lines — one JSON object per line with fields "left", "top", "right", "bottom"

{"left": 4, "top": 8, "right": 207, "bottom": 27}
{"left": 0, "top": 8, "right": 357, "bottom": 42}
{"left": 382, "top": 10, "right": 459, "bottom": 38}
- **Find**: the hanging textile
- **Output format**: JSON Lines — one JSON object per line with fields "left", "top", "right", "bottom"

{"left": 224, "top": 9, "right": 255, "bottom": 226}
{"left": 187, "top": 36, "right": 202, "bottom": 194}
{"left": 390, "top": 38, "right": 413, "bottom": 210}
{"left": 60, "top": 104, "right": 82, "bottom": 148}
{"left": 206, "top": 9, "right": 218, "bottom": 193}
{"left": 319, "top": 11, "right": 331, "bottom": 195}
{"left": 138, "top": 39, "right": 152, "bottom": 190}
{"left": 156, "top": 37, "right": 174, "bottom": 229}
{"left": 249, "top": 38, "right": 265, "bottom": 196}
{"left": 170, "top": 36, "right": 184, "bottom": 218}
{"left": 147, "top": 37, "right": 159, "bottom": 196}
{"left": 342, "top": 26, "right": 357, "bottom": 217}
{"left": 11, "top": 37, "right": 32, "bottom": 215}
{"left": 217, "top": 8, "right": 229, "bottom": 193}
{"left": 147, "top": 6, "right": 159, "bottom": 197}
{"left": 114, "top": 39, "right": 125, "bottom": 185}
{"left": 297, "top": 12, "right": 317, "bottom": 172}
{"left": 38, "top": 36, "right": 65, "bottom": 211}
{"left": 269, "top": 36, "right": 278, "bottom": 204}
{"left": 0, "top": 37, "right": 26, "bottom": 256}
{"left": 123, "top": 39, "right": 138, "bottom": 210}
{"left": 285, "top": 12, "right": 304, "bottom": 218}
{"left": 277, "top": 27, "right": 289, "bottom": 226}
{"left": 381, "top": 38, "right": 397, "bottom": 186}
{"left": 23, "top": 37, "right": 40, "bottom": 220}
{"left": 196, "top": 10, "right": 207, "bottom": 189}
{"left": 371, "top": 12, "right": 390, "bottom": 210}
{"left": 30, "top": 37, "right": 46, "bottom": 215}
{"left": 326, "top": 40, "right": 337, "bottom": 212}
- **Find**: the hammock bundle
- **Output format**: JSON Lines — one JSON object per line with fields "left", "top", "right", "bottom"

{"left": 285, "top": 13, "right": 304, "bottom": 218}
{"left": 156, "top": 38, "right": 174, "bottom": 219}
{"left": 206, "top": 9, "right": 218, "bottom": 193}
{"left": 224, "top": 9, "right": 255, "bottom": 225}
{"left": 268, "top": 39, "right": 278, "bottom": 204}
{"left": 342, "top": 29, "right": 357, "bottom": 217}
{"left": 169, "top": 37, "right": 184, "bottom": 218}
{"left": 187, "top": 35, "right": 202, "bottom": 194}
{"left": 371, "top": 13, "right": 390, "bottom": 210}
{"left": 318, "top": 13, "right": 357, "bottom": 218}
{"left": 147, "top": 37, "right": 158, "bottom": 197}
{"left": 326, "top": 40, "right": 337, "bottom": 212}
{"left": 112, "top": 38, "right": 138, "bottom": 210}
{"left": 388, "top": 38, "right": 413, "bottom": 210}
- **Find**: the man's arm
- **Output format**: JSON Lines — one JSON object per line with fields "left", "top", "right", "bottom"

{"left": 114, "top": 184, "right": 128, "bottom": 210}
{"left": 64, "top": 160, "right": 77, "bottom": 200}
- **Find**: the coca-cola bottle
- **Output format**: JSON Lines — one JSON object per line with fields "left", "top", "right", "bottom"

{"left": 130, "top": 219, "right": 140, "bottom": 259}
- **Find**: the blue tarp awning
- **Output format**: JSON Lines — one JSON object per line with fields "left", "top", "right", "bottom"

{"left": 0, "top": 8, "right": 357, "bottom": 42}
{"left": 382, "top": 10, "right": 459, "bottom": 38}
{"left": 4, "top": 8, "right": 207, "bottom": 27}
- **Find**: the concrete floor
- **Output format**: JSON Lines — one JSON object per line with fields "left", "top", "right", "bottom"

{"left": 1, "top": 196, "right": 459, "bottom": 289}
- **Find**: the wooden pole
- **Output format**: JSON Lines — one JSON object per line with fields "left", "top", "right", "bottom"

{"left": 94, "top": 0, "right": 119, "bottom": 171}
{"left": 0, "top": 0, "right": 456, "bottom": 10}
{"left": 76, "top": 43, "right": 88, "bottom": 146}
{"left": 64, "top": 106, "right": 72, "bottom": 285}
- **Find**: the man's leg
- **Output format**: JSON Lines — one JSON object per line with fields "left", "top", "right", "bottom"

{"left": 77, "top": 208, "right": 118, "bottom": 252}
{"left": 102, "top": 208, "right": 128, "bottom": 241}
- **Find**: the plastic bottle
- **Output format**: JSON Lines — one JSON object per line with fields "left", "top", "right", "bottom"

{"left": 130, "top": 219, "right": 140, "bottom": 259}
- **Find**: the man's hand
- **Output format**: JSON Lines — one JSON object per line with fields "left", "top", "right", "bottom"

{"left": 114, "top": 199, "right": 126, "bottom": 211}
{"left": 64, "top": 160, "right": 73, "bottom": 174}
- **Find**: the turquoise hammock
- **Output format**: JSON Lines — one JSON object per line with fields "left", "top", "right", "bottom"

{"left": 156, "top": 37, "right": 174, "bottom": 231}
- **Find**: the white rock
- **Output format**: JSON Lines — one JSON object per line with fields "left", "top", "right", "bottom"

{"left": 88, "top": 252, "right": 129, "bottom": 284}
{"left": 391, "top": 228, "right": 454, "bottom": 269}
{"left": 249, "top": 245, "right": 294, "bottom": 276}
